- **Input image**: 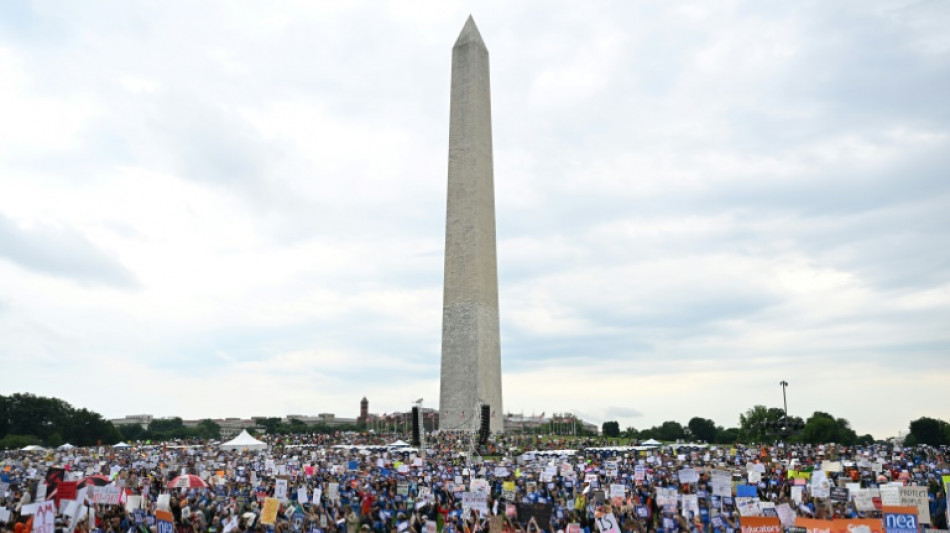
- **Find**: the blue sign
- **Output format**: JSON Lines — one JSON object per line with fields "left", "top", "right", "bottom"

{"left": 883, "top": 509, "right": 918, "bottom": 533}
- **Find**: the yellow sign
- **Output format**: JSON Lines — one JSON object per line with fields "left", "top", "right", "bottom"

{"left": 502, "top": 481, "right": 515, "bottom": 492}
{"left": 260, "top": 498, "right": 279, "bottom": 525}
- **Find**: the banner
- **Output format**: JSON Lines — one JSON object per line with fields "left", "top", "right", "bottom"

{"left": 831, "top": 519, "right": 883, "bottom": 533}
{"left": 795, "top": 518, "right": 835, "bottom": 533}
{"left": 740, "top": 516, "right": 782, "bottom": 533}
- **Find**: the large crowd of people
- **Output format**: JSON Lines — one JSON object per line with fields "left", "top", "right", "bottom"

{"left": 1, "top": 432, "right": 947, "bottom": 533}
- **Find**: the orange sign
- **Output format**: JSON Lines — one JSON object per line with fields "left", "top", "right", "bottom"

{"left": 832, "top": 519, "right": 883, "bottom": 533}
{"left": 795, "top": 518, "right": 835, "bottom": 533}
{"left": 740, "top": 516, "right": 783, "bottom": 533}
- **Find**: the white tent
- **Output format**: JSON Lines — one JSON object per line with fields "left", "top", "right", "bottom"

{"left": 58, "top": 443, "right": 76, "bottom": 450}
{"left": 387, "top": 440, "right": 410, "bottom": 448}
{"left": 219, "top": 430, "right": 267, "bottom": 451}
{"left": 21, "top": 444, "right": 46, "bottom": 451}
{"left": 113, "top": 442, "right": 131, "bottom": 448}
{"left": 642, "top": 439, "right": 662, "bottom": 446}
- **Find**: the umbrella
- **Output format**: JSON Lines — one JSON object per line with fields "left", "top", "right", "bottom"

{"left": 78, "top": 475, "right": 111, "bottom": 488}
{"left": 167, "top": 474, "right": 209, "bottom": 489}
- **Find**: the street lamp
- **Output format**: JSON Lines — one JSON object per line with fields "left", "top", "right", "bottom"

{"left": 766, "top": 381, "right": 802, "bottom": 443}
{"left": 780, "top": 380, "right": 789, "bottom": 419}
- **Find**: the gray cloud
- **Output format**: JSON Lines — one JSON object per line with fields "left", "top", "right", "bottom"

{"left": 0, "top": 213, "right": 138, "bottom": 288}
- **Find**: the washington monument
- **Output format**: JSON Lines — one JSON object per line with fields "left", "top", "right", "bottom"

{"left": 438, "top": 16, "right": 504, "bottom": 433}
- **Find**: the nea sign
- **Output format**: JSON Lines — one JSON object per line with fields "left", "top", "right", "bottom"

{"left": 882, "top": 506, "right": 918, "bottom": 533}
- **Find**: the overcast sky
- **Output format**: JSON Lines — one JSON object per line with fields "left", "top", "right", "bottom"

{"left": 1, "top": 1, "right": 948, "bottom": 439}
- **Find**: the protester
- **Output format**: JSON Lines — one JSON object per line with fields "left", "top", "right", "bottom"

{"left": 0, "top": 433, "right": 948, "bottom": 533}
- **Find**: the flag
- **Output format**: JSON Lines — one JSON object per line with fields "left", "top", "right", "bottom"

{"left": 537, "top": 412, "right": 545, "bottom": 420}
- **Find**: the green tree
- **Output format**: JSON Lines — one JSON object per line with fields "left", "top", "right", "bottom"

{"left": 602, "top": 421, "right": 620, "bottom": 438}
{"left": 715, "top": 426, "right": 740, "bottom": 444}
{"left": 658, "top": 421, "right": 686, "bottom": 441}
{"left": 739, "top": 405, "right": 786, "bottom": 443}
{"left": 908, "top": 417, "right": 950, "bottom": 446}
{"left": 622, "top": 427, "right": 639, "bottom": 440}
{"left": 799, "top": 412, "right": 857, "bottom": 445}
{"left": 687, "top": 417, "right": 717, "bottom": 443}
{"left": 196, "top": 419, "right": 222, "bottom": 440}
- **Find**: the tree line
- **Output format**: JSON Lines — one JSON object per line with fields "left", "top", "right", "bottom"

{"left": 3, "top": 393, "right": 949, "bottom": 449}
{"left": 601, "top": 405, "right": 950, "bottom": 446}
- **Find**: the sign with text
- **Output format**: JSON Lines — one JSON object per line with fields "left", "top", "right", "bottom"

{"left": 883, "top": 506, "right": 919, "bottom": 533}
{"left": 156, "top": 510, "right": 174, "bottom": 533}
{"left": 740, "top": 516, "right": 782, "bottom": 533}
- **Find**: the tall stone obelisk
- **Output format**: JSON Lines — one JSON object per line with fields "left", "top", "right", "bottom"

{"left": 438, "top": 16, "right": 503, "bottom": 433}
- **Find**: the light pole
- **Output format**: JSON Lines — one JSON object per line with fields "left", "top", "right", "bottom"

{"left": 779, "top": 380, "right": 789, "bottom": 420}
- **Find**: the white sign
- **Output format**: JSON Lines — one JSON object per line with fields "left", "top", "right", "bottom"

{"left": 90, "top": 486, "right": 122, "bottom": 506}
{"left": 274, "top": 479, "right": 288, "bottom": 500}
{"left": 711, "top": 470, "right": 731, "bottom": 497}
{"left": 33, "top": 501, "right": 56, "bottom": 533}
{"left": 899, "top": 486, "right": 931, "bottom": 524}
{"left": 679, "top": 469, "right": 699, "bottom": 484}
{"left": 610, "top": 484, "right": 626, "bottom": 498}
{"left": 595, "top": 513, "right": 620, "bottom": 533}
{"left": 461, "top": 492, "right": 489, "bottom": 516}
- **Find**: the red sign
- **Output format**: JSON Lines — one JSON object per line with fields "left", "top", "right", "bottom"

{"left": 57, "top": 481, "right": 78, "bottom": 502}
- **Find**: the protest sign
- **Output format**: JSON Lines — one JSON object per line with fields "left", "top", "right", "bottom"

{"left": 740, "top": 516, "right": 782, "bottom": 533}
{"left": 657, "top": 487, "right": 678, "bottom": 508}
{"left": 33, "top": 501, "right": 56, "bottom": 533}
{"left": 854, "top": 489, "right": 880, "bottom": 512}
{"left": 634, "top": 465, "right": 645, "bottom": 482}
{"left": 811, "top": 470, "right": 831, "bottom": 499}
{"left": 461, "top": 492, "right": 489, "bottom": 517}
{"left": 328, "top": 482, "right": 339, "bottom": 501}
{"left": 274, "top": 478, "right": 288, "bottom": 500}
{"left": 471, "top": 478, "right": 489, "bottom": 493}
{"left": 795, "top": 518, "right": 835, "bottom": 533}
{"left": 90, "top": 486, "right": 121, "bottom": 505}
{"left": 883, "top": 506, "right": 919, "bottom": 533}
{"left": 260, "top": 498, "right": 279, "bottom": 525}
{"left": 156, "top": 510, "right": 174, "bottom": 533}
{"left": 682, "top": 494, "right": 700, "bottom": 520}
{"left": 424, "top": 521, "right": 437, "bottom": 533}
{"left": 297, "top": 487, "right": 308, "bottom": 505}
{"left": 567, "top": 524, "right": 581, "bottom": 533}
{"left": 736, "top": 498, "right": 761, "bottom": 517}
{"left": 595, "top": 513, "right": 620, "bottom": 533}
{"left": 502, "top": 481, "right": 516, "bottom": 500}
{"left": 517, "top": 502, "right": 553, "bottom": 528}
{"left": 880, "top": 485, "right": 900, "bottom": 506}
{"left": 831, "top": 519, "right": 883, "bottom": 533}
{"left": 712, "top": 470, "right": 732, "bottom": 497}
{"left": 830, "top": 487, "right": 849, "bottom": 503}
{"left": 775, "top": 504, "right": 796, "bottom": 528}
{"left": 898, "top": 486, "right": 930, "bottom": 524}
{"left": 679, "top": 468, "right": 699, "bottom": 484}
{"left": 609, "top": 484, "right": 626, "bottom": 499}
{"left": 58, "top": 481, "right": 78, "bottom": 502}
